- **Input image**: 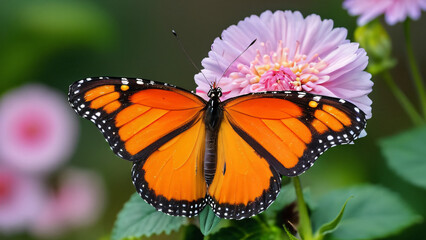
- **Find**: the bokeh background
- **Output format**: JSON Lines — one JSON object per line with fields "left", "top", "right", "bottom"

{"left": 0, "top": 0, "right": 425, "bottom": 239}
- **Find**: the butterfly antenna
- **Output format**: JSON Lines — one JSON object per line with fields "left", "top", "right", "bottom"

{"left": 216, "top": 39, "right": 257, "bottom": 85}
{"left": 172, "top": 30, "right": 209, "bottom": 85}
{"left": 211, "top": 49, "right": 225, "bottom": 76}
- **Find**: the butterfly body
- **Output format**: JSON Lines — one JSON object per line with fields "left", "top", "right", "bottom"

{"left": 203, "top": 87, "right": 223, "bottom": 185}
{"left": 69, "top": 77, "right": 367, "bottom": 219}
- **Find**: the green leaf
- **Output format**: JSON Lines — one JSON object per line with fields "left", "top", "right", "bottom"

{"left": 379, "top": 125, "right": 426, "bottom": 189}
{"left": 208, "top": 218, "right": 283, "bottom": 240}
{"left": 111, "top": 193, "right": 188, "bottom": 240}
{"left": 283, "top": 225, "right": 299, "bottom": 240}
{"left": 313, "top": 197, "right": 352, "bottom": 240}
{"left": 311, "top": 185, "right": 422, "bottom": 240}
{"left": 199, "top": 205, "right": 222, "bottom": 235}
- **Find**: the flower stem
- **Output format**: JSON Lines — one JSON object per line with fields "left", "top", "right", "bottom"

{"left": 293, "top": 176, "right": 313, "bottom": 240}
{"left": 404, "top": 19, "right": 426, "bottom": 119}
{"left": 382, "top": 70, "right": 424, "bottom": 125}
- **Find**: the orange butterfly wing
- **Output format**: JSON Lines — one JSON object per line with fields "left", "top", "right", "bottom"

{"left": 208, "top": 91, "right": 366, "bottom": 219}
{"left": 69, "top": 77, "right": 205, "bottom": 161}
{"left": 207, "top": 117, "right": 281, "bottom": 219}
{"left": 69, "top": 77, "right": 208, "bottom": 217}
{"left": 222, "top": 91, "right": 366, "bottom": 176}
{"left": 132, "top": 118, "right": 207, "bottom": 216}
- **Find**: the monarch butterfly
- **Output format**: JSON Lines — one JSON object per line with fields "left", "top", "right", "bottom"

{"left": 68, "top": 76, "right": 366, "bottom": 220}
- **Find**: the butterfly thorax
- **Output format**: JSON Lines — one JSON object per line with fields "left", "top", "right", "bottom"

{"left": 204, "top": 87, "right": 223, "bottom": 185}
{"left": 205, "top": 87, "right": 223, "bottom": 131}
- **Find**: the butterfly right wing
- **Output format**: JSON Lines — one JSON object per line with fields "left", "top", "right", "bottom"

{"left": 207, "top": 91, "right": 366, "bottom": 220}
{"left": 68, "top": 77, "right": 206, "bottom": 161}
{"left": 132, "top": 118, "right": 208, "bottom": 217}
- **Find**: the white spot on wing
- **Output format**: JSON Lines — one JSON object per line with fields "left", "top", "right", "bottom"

{"left": 121, "top": 78, "right": 129, "bottom": 85}
{"left": 313, "top": 96, "right": 321, "bottom": 101}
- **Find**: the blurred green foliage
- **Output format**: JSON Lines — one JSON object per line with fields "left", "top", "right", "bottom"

{"left": 1, "top": 0, "right": 425, "bottom": 240}
{"left": 380, "top": 125, "right": 426, "bottom": 189}
{"left": 0, "top": 0, "right": 114, "bottom": 93}
{"left": 354, "top": 20, "right": 396, "bottom": 75}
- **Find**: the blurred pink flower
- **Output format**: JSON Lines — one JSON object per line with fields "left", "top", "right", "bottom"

{"left": 195, "top": 10, "right": 373, "bottom": 118}
{"left": 31, "top": 168, "right": 105, "bottom": 237}
{"left": 0, "top": 166, "right": 47, "bottom": 234}
{"left": 0, "top": 85, "right": 78, "bottom": 174}
{"left": 343, "top": 0, "right": 426, "bottom": 25}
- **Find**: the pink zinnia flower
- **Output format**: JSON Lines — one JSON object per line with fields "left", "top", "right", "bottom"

{"left": 344, "top": 0, "right": 426, "bottom": 25}
{"left": 0, "top": 166, "right": 47, "bottom": 234}
{"left": 30, "top": 168, "right": 105, "bottom": 237}
{"left": 195, "top": 10, "right": 373, "bottom": 118}
{"left": 0, "top": 85, "right": 78, "bottom": 173}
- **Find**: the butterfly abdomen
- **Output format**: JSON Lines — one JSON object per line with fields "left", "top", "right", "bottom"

{"left": 204, "top": 129, "right": 218, "bottom": 185}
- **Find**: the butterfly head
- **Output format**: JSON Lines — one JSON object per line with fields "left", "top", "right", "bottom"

{"left": 207, "top": 85, "right": 222, "bottom": 99}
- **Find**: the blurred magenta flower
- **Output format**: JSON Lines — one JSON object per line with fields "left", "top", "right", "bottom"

{"left": 0, "top": 85, "right": 78, "bottom": 173}
{"left": 343, "top": 0, "right": 426, "bottom": 25}
{"left": 195, "top": 10, "right": 373, "bottom": 118}
{"left": 0, "top": 166, "right": 47, "bottom": 234}
{"left": 30, "top": 168, "right": 105, "bottom": 237}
